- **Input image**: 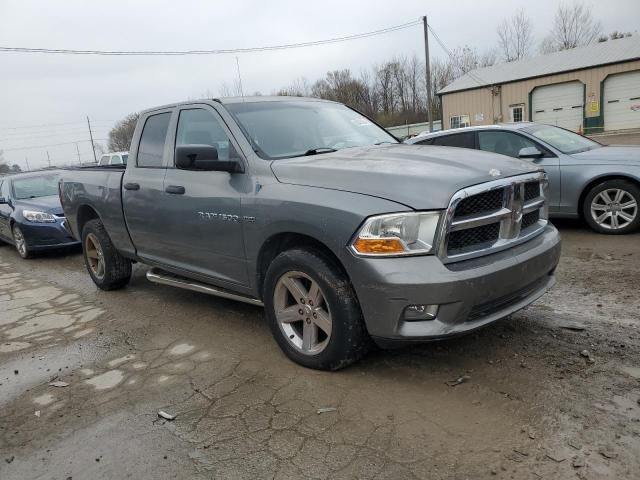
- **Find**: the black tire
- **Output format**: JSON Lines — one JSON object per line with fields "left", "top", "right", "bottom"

{"left": 81, "top": 219, "right": 132, "bottom": 290}
{"left": 583, "top": 180, "right": 640, "bottom": 234}
{"left": 263, "top": 248, "right": 371, "bottom": 370}
{"left": 12, "top": 225, "right": 32, "bottom": 259}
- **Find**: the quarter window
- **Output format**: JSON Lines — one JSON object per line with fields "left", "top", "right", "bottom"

{"left": 450, "top": 115, "right": 471, "bottom": 129}
{"left": 478, "top": 131, "right": 540, "bottom": 158}
{"left": 176, "top": 108, "right": 238, "bottom": 161}
{"left": 138, "top": 112, "right": 171, "bottom": 167}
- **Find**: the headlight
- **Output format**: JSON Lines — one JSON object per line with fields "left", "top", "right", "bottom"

{"left": 351, "top": 212, "right": 442, "bottom": 256}
{"left": 23, "top": 210, "right": 57, "bottom": 223}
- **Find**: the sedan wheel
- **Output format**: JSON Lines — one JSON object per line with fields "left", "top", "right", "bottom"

{"left": 12, "top": 225, "right": 30, "bottom": 259}
{"left": 85, "top": 232, "right": 106, "bottom": 280}
{"left": 590, "top": 188, "right": 638, "bottom": 231}
{"left": 274, "top": 271, "right": 332, "bottom": 355}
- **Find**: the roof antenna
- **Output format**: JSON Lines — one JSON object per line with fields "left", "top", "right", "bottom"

{"left": 235, "top": 56, "right": 245, "bottom": 101}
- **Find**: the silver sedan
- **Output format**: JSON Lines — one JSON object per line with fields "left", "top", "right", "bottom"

{"left": 406, "top": 123, "right": 640, "bottom": 234}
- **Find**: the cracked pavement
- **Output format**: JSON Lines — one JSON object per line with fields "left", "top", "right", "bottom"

{"left": 1, "top": 220, "right": 639, "bottom": 479}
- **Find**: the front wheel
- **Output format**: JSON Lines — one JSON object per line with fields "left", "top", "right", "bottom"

{"left": 583, "top": 180, "right": 640, "bottom": 234}
{"left": 81, "top": 219, "right": 132, "bottom": 290}
{"left": 12, "top": 225, "right": 31, "bottom": 259}
{"left": 263, "top": 248, "right": 371, "bottom": 370}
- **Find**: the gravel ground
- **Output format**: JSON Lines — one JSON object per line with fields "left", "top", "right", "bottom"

{"left": 0, "top": 220, "right": 638, "bottom": 480}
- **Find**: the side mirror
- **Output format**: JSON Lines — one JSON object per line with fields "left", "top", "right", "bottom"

{"left": 518, "top": 147, "right": 544, "bottom": 159}
{"left": 0, "top": 196, "right": 7, "bottom": 205}
{"left": 175, "top": 144, "right": 243, "bottom": 173}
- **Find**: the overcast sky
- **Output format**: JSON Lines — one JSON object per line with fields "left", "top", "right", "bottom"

{"left": 1, "top": 0, "right": 638, "bottom": 169}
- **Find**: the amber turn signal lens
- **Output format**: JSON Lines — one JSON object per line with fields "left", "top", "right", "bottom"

{"left": 353, "top": 238, "right": 405, "bottom": 254}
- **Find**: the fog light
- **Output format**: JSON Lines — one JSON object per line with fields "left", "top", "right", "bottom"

{"left": 403, "top": 304, "right": 439, "bottom": 321}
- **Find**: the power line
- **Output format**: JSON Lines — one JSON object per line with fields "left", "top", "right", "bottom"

{"left": 0, "top": 20, "right": 422, "bottom": 56}
{"left": 0, "top": 127, "right": 111, "bottom": 141}
{"left": 2, "top": 139, "right": 108, "bottom": 152}
{"left": 427, "top": 24, "right": 490, "bottom": 88}
{"left": 0, "top": 120, "right": 114, "bottom": 131}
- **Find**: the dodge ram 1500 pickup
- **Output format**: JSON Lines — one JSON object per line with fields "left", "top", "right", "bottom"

{"left": 60, "top": 96, "right": 561, "bottom": 370}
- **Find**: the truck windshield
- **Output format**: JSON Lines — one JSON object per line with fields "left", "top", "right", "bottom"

{"left": 225, "top": 101, "right": 398, "bottom": 159}
{"left": 12, "top": 174, "right": 60, "bottom": 199}
{"left": 522, "top": 124, "right": 601, "bottom": 154}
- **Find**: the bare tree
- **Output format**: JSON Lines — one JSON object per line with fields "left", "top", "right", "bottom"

{"left": 478, "top": 48, "right": 498, "bottom": 68}
{"left": 497, "top": 9, "right": 533, "bottom": 62}
{"left": 541, "top": 1, "right": 602, "bottom": 53}
{"left": 108, "top": 113, "right": 139, "bottom": 152}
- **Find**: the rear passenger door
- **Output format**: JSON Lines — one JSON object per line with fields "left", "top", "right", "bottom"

{"left": 0, "top": 180, "right": 12, "bottom": 241}
{"left": 477, "top": 130, "right": 560, "bottom": 209}
{"left": 122, "top": 109, "right": 175, "bottom": 264}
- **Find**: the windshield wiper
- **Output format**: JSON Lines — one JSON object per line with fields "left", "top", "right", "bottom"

{"left": 303, "top": 148, "right": 337, "bottom": 156}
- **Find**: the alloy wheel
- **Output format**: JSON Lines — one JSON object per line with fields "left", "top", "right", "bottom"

{"left": 590, "top": 188, "right": 638, "bottom": 230}
{"left": 85, "top": 232, "right": 106, "bottom": 280}
{"left": 273, "top": 271, "right": 332, "bottom": 355}
{"left": 13, "top": 227, "right": 27, "bottom": 257}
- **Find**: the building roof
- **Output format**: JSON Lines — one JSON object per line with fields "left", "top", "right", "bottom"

{"left": 439, "top": 35, "right": 640, "bottom": 95}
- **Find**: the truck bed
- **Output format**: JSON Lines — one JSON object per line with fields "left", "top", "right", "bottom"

{"left": 60, "top": 167, "right": 135, "bottom": 257}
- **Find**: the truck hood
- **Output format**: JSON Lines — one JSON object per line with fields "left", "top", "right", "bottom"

{"left": 15, "top": 195, "right": 64, "bottom": 215}
{"left": 270, "top": 144, "right": 541, "bottom": 209}
{"left": 570, "top": 145, "right": 640, "bottom": 165}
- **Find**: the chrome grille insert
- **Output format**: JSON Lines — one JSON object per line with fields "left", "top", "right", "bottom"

{"left": 438, "top": 172, "right": 548, "bottom": 263}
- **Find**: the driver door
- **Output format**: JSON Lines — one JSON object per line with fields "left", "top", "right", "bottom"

{"left": 477, "top": 130, "right": 560, "bottom": 211}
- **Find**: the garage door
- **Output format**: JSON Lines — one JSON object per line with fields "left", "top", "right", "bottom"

{"left": 532, "top": 82, "right": 584, "bottom": 131}
{"left": 604, "top": 70, "right": 640, "bottom": 131}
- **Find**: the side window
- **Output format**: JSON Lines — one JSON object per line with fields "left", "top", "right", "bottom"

{"left": 478, "top": 131, "right": 539, "bottom": 158}
{"left": 414, "top": 138, "right": 433, "bottom": 145}
{"left": 99, "top": 155, "right": 110, "bottom": 166}
{"left": 431, "top": 132, "right": 475, "bottom": 149}
{"left": 175, "top": 108, "right": 238, "bottom": 161}
{"left": 450, "top": 115, "right": 471, "bottom": 129}
{"left": 111, "top": 155, "right": 122, "bottom": 165}
{"left": 138, "top": 112, "right": 171, "bottom": 167}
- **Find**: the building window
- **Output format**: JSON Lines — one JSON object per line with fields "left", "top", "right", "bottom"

{"left": 510, "top": 105, "right": 525, "bottom": 123}
{"left": 450, "top": 115, "right": 471, "bottom": 129}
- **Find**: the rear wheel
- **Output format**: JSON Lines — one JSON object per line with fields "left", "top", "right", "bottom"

{"left": 263, "top": 248, "right": 370, "bottom": 370}
{"left": 583, "top": 180, "right": 640, "bottom": 234}
{"left": 81, "top": 219, "right": 132, "bottom": 290}
{"left": 12, "top": 225, "right": 31, "bottom": 259}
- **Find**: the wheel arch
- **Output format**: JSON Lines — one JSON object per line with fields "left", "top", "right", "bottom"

{"left": 76, "top": 204, "right": 101, "bottom": 238}
{"left": 256, "top": 232, "right": 352, "bottom": 301}
{"left": 578, "top": 174, "right": 640, "bottom": 219}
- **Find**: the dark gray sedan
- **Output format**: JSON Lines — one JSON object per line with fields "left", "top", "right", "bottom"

{"left": 407, "top": 123, "right": 640, "bottom": 234}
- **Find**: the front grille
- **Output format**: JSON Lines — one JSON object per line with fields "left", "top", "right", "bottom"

{"left": 448, "top": 223, "right": 500, "bottom": 253}
{"left": 521, "top": 210, "right": 540, "bottom": 230}
{"left": 524, "top": 181, "right": 540, "bottom": 201}
{"left": 440, "top": 173, "right": 547, "bottom": 263}
{"left": 454, "top": 189, "right": 504, "bottom": 218}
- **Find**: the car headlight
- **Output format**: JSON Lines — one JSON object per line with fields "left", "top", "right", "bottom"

{"left": 351, "top": 212, "right": 443, "bottom": 256}
{"left": 23, "top": 210, "right": 57, "bottom": 223}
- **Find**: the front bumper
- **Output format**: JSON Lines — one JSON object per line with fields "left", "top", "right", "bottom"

{"left": 19, "top": 219, "right": 80, "bottom": 251}
{"left": 347, "top": 224, "right": 561, "bottom": 345}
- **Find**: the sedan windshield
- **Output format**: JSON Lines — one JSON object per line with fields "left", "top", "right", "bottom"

{"left": 523, "top": 124, "right": 601, "bottom": 154}
{"left": 12, "top": 174, "right": 60, "bottom": 199}
{"left": 225, "top": 101, "right": 398, "bottom": 159}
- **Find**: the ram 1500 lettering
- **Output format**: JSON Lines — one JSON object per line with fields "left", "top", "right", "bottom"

{"left": 60, "top": 97, "right": 561, "bottom": 370}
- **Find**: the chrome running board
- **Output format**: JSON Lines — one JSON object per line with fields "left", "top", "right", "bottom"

{"left": 146, "top": 267, "right": 264, "bottom": 307}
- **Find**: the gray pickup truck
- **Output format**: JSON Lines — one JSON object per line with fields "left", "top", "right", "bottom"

{"left": 60, "top": 96, "right": 561, "bottom": 370}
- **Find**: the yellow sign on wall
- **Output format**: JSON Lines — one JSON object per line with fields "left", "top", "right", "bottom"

{"left": 590, "top": 101, "right": 599, "bottom": 113}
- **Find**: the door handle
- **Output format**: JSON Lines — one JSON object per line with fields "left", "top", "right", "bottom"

{"left": 123, "top": 182, "right": 140, "bottom": 191}
{"left": 165, "top": 185, "right": 185, "bottom": 195}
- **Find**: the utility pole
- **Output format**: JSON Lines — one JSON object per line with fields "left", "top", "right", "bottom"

{"left": 46, "top": 151, "right": 51, "bottom": 169}
{"left": 235, "top": 56, "right": 245, "bottom": 99}
{"left": 75, "top": 143, "right": 82, "bottom": 164}
{"left": 422, "top": 15, "right": 433, "bottom": 133}
{"left": 25, "top": 156, "right": 30, "bottom": 171}
{"left": 87, "top": 116, "right": 97, "bottom": 163}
